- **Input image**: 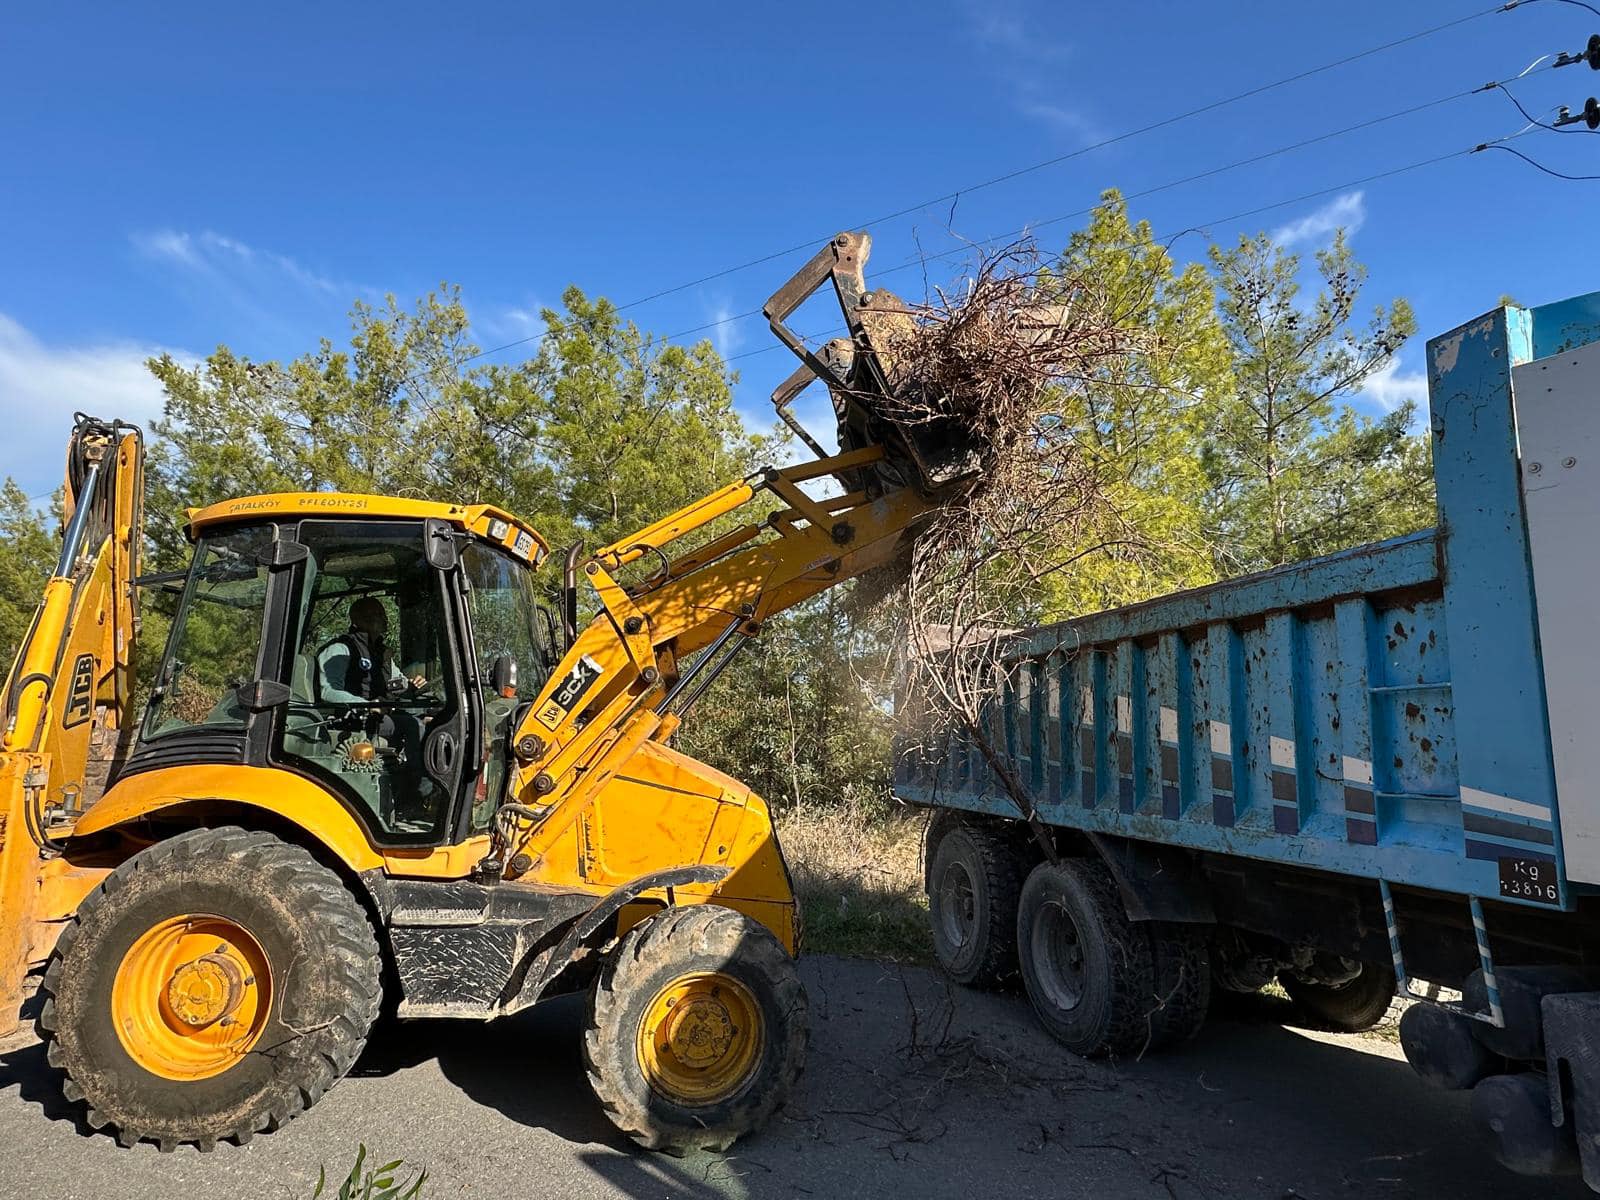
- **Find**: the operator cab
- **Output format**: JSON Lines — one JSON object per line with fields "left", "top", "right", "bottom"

{"left": 128, "top": 494, "right": 558, "bottom": 846}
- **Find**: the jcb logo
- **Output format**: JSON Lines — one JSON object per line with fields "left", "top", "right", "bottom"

{"left": 535, "top": 655, "right": 603, "bottom": 730}
{"left": 63, "top": 653, "right": 95, "bottom": 728}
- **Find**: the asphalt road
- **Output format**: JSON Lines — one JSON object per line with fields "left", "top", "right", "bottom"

{"left": 0, "top": 956, "right": 1585, "bottom": 1200}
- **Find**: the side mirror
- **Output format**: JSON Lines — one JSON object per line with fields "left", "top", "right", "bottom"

{"left": 424, "top": 518, "right": 459, "bottom": 570}
{"left": 490, "top": 654, "right": 518, "bottom": 698}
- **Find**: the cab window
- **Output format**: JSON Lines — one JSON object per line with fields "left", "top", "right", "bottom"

{"left": 278, "top": 522, "right": 459, "bottom": 843}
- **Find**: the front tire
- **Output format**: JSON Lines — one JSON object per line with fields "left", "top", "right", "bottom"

{"left": 926, "top": 821, "right": 1024, "bottom": 988}
{"left": 584, "top": 905, "right": 807, "bottom": 1154}
{"left": 37, "top": 826, "right": 381, "bottom": 1151}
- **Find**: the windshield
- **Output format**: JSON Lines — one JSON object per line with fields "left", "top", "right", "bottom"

{"left": 143, "top": 525, "right": 274, "bottom": 738}
{"left": 462, "top": 542, "right": 553, "bottom": 700}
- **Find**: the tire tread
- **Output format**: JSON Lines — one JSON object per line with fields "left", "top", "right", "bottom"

{"left": 35, "top": 825, "right": 381, "bottom": 1151}
{"left": 1018, "top": 858, "right": 1157, "bottom": 1058}
{"left": 927, "top": 822, "right": 1026, "bottom": 988}
{"left": 583, "top": 905, "right": 807, "bottom": 1154}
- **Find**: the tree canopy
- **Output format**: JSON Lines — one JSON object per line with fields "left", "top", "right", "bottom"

{"left": 1, "top": 194, "right": 1438, "bottom": 807}
{"left": 1204, "top": 229, "right": 1430, "bottom": 571}
{"left": 143, "top": 286, "right": 770, "bottom": 568}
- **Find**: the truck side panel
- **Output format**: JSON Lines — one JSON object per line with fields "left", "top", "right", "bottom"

{"left": 896, "top": 536, "right": 1534, "bottom": 900}
{"left": 1427, "top": 307, "right": 1566, "bottom": 905}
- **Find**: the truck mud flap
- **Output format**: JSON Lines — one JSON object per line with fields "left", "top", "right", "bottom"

{"left": 1088, "top": 833, "right": 1214, "bottom": 924}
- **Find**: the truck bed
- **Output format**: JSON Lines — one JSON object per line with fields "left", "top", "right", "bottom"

{"left": 898, "top": 292, "right": 1600, "bottom": 915}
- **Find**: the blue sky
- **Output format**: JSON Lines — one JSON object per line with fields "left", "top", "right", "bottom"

{"left": 3, "top": 0, "right": 1596, "bottom": 499}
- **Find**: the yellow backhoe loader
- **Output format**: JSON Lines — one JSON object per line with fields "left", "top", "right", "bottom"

{"left": 0, "top": 232, "right": 974, "bottom": 1153}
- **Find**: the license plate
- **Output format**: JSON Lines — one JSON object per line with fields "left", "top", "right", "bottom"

{"left": 1498, "top": 856, "right": 1560, "bottom": 905}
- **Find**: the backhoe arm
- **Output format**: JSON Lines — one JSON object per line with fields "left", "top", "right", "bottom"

{"left": 0, "top": 415, "right": 144, "bottom": 1032}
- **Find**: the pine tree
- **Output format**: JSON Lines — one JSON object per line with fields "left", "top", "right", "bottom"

{"left": 1204, "top": 230, "right": 1430, "bottom": 571}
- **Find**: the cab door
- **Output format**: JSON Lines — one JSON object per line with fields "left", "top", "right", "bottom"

{"left": 273, "top": 519, "right": 468, "bottom": 846}
{"left": 452, "top": 540, "right": 557, "bottom": 840}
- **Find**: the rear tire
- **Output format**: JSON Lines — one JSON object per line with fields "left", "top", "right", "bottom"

{"left": 1145, "top": 922, "right": 1211, "bottom": 1049}
{"left": 925, "top": 821, "right": 1024, "bottom": 988}
{"left": 1016, "top": 859, "right": 1156, "bottom": 1057}
{"left": 584, "top": 905, "right": 807, "bottom": 1154}
{"left": 1281, "top": 962, "right": 1396, "bottom": 1032}
{"left": 37, "top": 826, "right": 381, "bottom": 1151}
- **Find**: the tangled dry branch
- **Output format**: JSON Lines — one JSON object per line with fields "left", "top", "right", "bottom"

{"left": 871, "top": 239, "right": 1166, "bottom": 829}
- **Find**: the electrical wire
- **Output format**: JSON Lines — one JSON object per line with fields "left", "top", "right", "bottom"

{"left": 1490, "top": 80, "right": 1600, "bottom": 129}
{"left": 1477, "top": 49, "right": 1557, "bottom": 88}
{"left": 617, "top": 5, "right": 1507, "bottom": 310}
{"left": 379, "top": 4, "right": 1562, "bottom": 403}
{"left": 1506, "top": 0, "right": 1600, "bottom": 17}
{"left": 650, "top": 78, "right": 1516, "bottom": 352}
{"left": 716, "top": 145, "right": 1477, "bottom": 366}
{"left": 457, "top": 4, "right": 1515, "bottom": 368}
{"left": 1475, "top": 141, "right": 1600, "bottom": 176}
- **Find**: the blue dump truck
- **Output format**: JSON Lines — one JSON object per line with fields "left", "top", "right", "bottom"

{"left": 897, "top": 292, "right": 1600, "bottom": 1188}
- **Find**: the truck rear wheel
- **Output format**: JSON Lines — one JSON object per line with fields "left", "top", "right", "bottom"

{"left": 926, "top": 821, "right": 1024, "bottom": 988}
{"left": 584, "top": 904, "right": 808, "bottom": 1154}
{"left": 1145, "top": 922, "right": 1211, "bottom": 1049}
{"left": 1281, "top": 962, "right": 1396, "bottom": 1032}
{"left": 36, "top": 826, "right": 381, "bottom": 1151}
{"left": 1016, "top": 859, "right": 1156, "bottom": 1057}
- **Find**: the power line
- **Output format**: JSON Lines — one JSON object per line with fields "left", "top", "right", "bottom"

{"left": 720, "top": 144, "right": 1476, "bottom": 367}
{"left": 1490, "top": 80, "right": 1600, "bottom": 129}
{"left": 642, "top": 27, "right": 1589, "bottom": 356}
{"left": 1508, "top": 0, "right": 1600, "bottom": 17}
{"left": 651, "top": 81, "right": 1498, "bottom": 351}
{"left": 1474, "top": 141, "right": 1600, "bottom": 176}
{"left": 463, "top": 3, "right": 1516, "bottom": 367}
{"left": 619, "top": 5, "right": 1509, "bottom": 309}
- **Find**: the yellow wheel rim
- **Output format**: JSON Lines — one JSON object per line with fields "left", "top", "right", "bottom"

{"left": 111, "top": 914, "right": 272, "bottom": 1081}
{"left": 636, "top": 972, "right": 764, "bottom": 1106}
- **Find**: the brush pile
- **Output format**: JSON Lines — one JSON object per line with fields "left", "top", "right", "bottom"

{"left": 866, "top": 239, "right": 1160, "bottom": 818}
{"left": 872, "top": 239, "right": 1154, "bottom": 635}
{"left": 874, "top": 242, "right": 1142, "bottom": 480}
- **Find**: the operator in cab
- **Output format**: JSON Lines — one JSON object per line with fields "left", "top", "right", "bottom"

{"left": 317, "top": 596, "right": 428, "bottom": 763}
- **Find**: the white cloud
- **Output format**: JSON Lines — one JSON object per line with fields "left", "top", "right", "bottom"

{"left": 1271, "top": 191, "right": 1366, "bottom": 249}
{"left": 475, "top": 302, "right": 551, "bottom": 349}
{"left": 1014, "top": 99, "right": 1101, "bottom": 142}
{"left": 1356, "top": 355, "right": 1429, "bottom": 425}
{"left": 967, "top": 2, "right": 1072, "bottom": 65}
{"left": 130, "top": 230, "right": 202, "bottom": 268}
{"left": 705, "top": 300, "right": 745, "bottom": 363}
{"left": 962, "top": 0, "right": 1095, "bottom": 141}
{"left": 0, "top": 314, "right": 188, "bottom": 495}
{"left": 131, "top": 228, "right": 353, "bottom": 298}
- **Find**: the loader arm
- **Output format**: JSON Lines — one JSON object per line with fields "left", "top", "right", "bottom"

{"left": 0, "top": 415, "right": 144, "bottom": 1033}
{"left": 495, "top": 233, "right": 972, "bottom": 871}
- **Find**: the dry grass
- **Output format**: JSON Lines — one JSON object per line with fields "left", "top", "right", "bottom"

{"left": 776, "top": 800, "right": 932, "bottom": 965}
